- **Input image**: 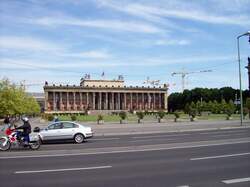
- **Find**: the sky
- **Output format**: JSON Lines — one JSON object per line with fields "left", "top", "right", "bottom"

{"left": 0, "top": 0, "right": 250, "bottom": 93}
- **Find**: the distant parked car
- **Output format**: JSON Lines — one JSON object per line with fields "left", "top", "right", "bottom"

{"left": 37, "top": 121, "right": 93, "bottom": 143}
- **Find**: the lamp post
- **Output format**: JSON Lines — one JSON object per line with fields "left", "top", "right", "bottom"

{"left": 237, "top": 31, "right": 250, "bottom": 126}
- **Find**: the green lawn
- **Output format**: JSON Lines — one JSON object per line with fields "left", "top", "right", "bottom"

{"left": 56, "top": 113, "right": 243, "bottom": 122}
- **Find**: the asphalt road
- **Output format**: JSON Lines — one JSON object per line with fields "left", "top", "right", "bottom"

{"left": 0, "top": 128, "right": 250, "bottom": 187}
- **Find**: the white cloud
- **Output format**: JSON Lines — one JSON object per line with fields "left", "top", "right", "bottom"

{"left": 0, "top": 36, "right": 64, "bottom": 52}
{"left": 154, "top": 39, "right": 190, "bottom": 46}
{"left": 0, "top": 36, "right": 113, "bottom": 60}
{"left": 0, "top": 55, "right": 235, "bottom": 72}
{"left": 62, "top": 50, "right": 112, "bottom": 59}
{"left": 27, "top": 17, "right": 164, "bottom": 34}
{"left": 97, "top": 0, "right": 166, "bottom": 24}
{"left": 98, "top": 1, "right": 250, "bottom": 26}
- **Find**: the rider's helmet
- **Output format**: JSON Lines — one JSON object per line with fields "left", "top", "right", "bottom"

{"left": 22, "top": 117, "right": 29, "bottom": 122}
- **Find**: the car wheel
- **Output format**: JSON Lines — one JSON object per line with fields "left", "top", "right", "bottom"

{"left": 74, "top": 133, "right": 85, "bottom": 143}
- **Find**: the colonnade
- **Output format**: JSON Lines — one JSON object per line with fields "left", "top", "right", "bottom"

{"left": 46, "top": 91, "right": 166, "bottom": 111}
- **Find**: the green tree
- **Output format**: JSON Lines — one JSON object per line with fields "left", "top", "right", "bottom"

{"left": 207, "top": 101, "right": 213, "bottom": 112}
{"left": 119, "top": 111, "right": 127, "bottom": 120}
{"left": 184, "top": 103, "right": 190, "bottom": 114}
{"left": 167, "top": 87, "right": 247, "bottom": 112}
{"left": 196, "top": 101, "right": 202, "bottom": 115}
{"left": 220, "top": 99, "right": 227, "bottom": 114}
{"left": 243, "top": 107, "right": 249, "bottom": 119}
{"left": 224, "top": 100, "right": 236, "bottom": 118}
{"left": 201, "top": 101, "right": 208, "bottom": 112}
{"left": 211, "top": 100, "right": 219, "bottom": 114}
{"left": 246, "top": 98, "right": 250, "bottom": 118}
{"left": 189, "top": 101, "right": 197, "bottom": 118}
{"left": 0, "top": 79, "right": 40, "bottom": 117}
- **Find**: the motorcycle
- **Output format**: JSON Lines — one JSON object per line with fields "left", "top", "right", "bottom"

{"left": 0, "top": 128, "right": 41, "bottom": 151}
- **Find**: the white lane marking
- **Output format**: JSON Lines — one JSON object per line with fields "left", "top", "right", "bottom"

{"left": 191, "top": 152, "right": 250, "bottom": 161}
{"left": 130, "top": 138, "right": 177, "bottom": 143}
{"left": 211, "top": 133, "right": 249, "bottom": 137}
{"left": 222, "top": 177, "right": 250, "bottom": 184}
{"left": 92, "top": 138, "right": 120, "bottom": 141}
{"left": 199, "top": 130, "right": 247, "bottom": 135}
{"left": 177, "top": 185, "right": 189, "bottom": 187}
{"left": 15, "top": 165, "right": 112, "bottom": 174}
{"left": 1, "top": 139, "right": 250, "bottom": 159}
{"left": 132, "top": 133, "right": 191, "bottom": 139}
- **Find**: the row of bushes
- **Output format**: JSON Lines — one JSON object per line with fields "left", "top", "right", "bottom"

{"left": 41, "top": 111, "right": 181, "bottom": 123}
{"left": 184, "top": 99, "right": 250, "bottom": 118}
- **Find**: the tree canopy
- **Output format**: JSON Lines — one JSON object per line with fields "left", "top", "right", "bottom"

{"left": 168, "top": 87, "right": 249, "bottom": 112}
{"left": 0, "top": 79, "right": 40, "bottom": 117}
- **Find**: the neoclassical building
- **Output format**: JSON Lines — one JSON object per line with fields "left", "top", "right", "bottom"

{"left": 44, "top": 78, "right": 168, "bottom": 114}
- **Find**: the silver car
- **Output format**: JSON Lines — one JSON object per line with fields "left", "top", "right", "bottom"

{"left": 38, "top": 121, "right": 93, "bottom": 143}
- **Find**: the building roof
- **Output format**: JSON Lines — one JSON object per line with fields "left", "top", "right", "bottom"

{"left": 44, "top": 85, "right": 168, "bottom": 92}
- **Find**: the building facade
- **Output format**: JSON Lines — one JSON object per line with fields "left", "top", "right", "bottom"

{"left": 44, "top": 79, "right": 168, "bottom": 113}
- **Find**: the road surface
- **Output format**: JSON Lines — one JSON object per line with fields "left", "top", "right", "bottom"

{"left": 0, "top": 128, "right": 249, "bottom": 187}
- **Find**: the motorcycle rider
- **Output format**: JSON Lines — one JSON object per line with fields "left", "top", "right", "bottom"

{"left": 15, "top": 117, "right": 32, "bottom": 144}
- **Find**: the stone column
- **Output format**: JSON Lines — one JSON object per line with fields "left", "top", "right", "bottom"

{"left": 116, "top": 93, "right": 118, "bottom": 110}
{"left": 130, "top": 93, "right": 132, "bottom": 110}
{"left": 86, "top": 92, "right": 89, "bottom": 109}
{"left": 124, "top": 93, "right": 126, "bottom": 110}
{"left": 158, "top": 93, "right": 161, "bottom": 110}
{"left": 105, "top": 92, "right": 108, "bottom": 110}
{"left": 139, "top": 93, "right": 141, "bottom": 110}
{"left": 142, "top": 93, "right": 145, "bottom": 110}
{"left": 60, "top": 92, "right": 63, "bottom": 111}
{"left": 73, "top": 92, "right": 76, "bottom": 111}
{"left": 45, "top": 91, "right": 48, "bottom": 111}
{"left": 136, "top": 93, "right": 139, "bottom": 110}
{"left": 53, "top": 92, "right": 56, "bottom": 111}
{"left": 164, "top": 92, "right": 168, "bottom": 110}
{"left": 118, "top": 93, "right": 120, "bottom": 110}
{"left": 79, "top": 92, "right": 83, "bottom": 110}
{"left": 153, "top": 93, "right": 156, "bottom": 110}
{"left": 99, "top": 92, "right": 102, "bottom": 110}
{"left": 148, "top": 93, "right": 151, "bottom": 110}
{"left": 111, "top": 92, "right": 114, "bottom": 110}
{"left": 93, "top": 92, "right": 95, "bottom": 110}
{"left": 66, "top": 92, "right": 69, "bottom": 111}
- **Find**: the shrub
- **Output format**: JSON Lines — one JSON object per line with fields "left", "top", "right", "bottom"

{"left": 243, "top": 107, "right": 249, "bottom": 119}
{"left": 119, "top": 111, "right": 127, "bottom": 120}
{"left": 97, "top": 114, "right": 103, "bottom": 121}
{"left": 136, "top": 112, "right": 144, "bottom": 119}
{"left": 189, "top": 108, "right": 197, "bottom": 118}
{"left": 246, "top": 98, "right": 250, "bottom": 118}
{"left": 157, "top": 111, "right": 165, "bottom": 119}
{"left": 174, "top": 112, "right": 180, "bottom": 119}
{"left": 46, "top": 114, "right": 54, "bottom": 121}
{"left": 71, "top": 115, "right": 77, "bottom": 121}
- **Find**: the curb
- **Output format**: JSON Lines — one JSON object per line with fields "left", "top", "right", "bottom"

{"left": 94, "top": 125, "right": 250, "bottom": 137}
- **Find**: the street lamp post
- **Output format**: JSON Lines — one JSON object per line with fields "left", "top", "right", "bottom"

{"left": 237, "top": 31, "right": 250, "bottom": 126}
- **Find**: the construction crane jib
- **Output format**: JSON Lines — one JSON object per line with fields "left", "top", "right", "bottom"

{"left": 171, "top": 69, "right": 212, "bottom": 92}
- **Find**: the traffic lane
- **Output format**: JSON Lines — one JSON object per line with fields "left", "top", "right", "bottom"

{"left": 2, "top": 128, "right": 249, "bottom": 153}
{"left": 0, "top": 143, "right": 249, "bottom": 187}
{"left": 1, "top": 128, "right": 249, "bottom": 154}
{"left": 1, "top": 142, "right": 249, "bottom": 170}
{"left": 34, "top": 128, "right": 250, "bottom": 151}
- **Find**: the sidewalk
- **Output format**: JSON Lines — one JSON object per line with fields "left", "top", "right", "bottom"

{"left": 28, "top": 118, "right": 250, "bottom": 137}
